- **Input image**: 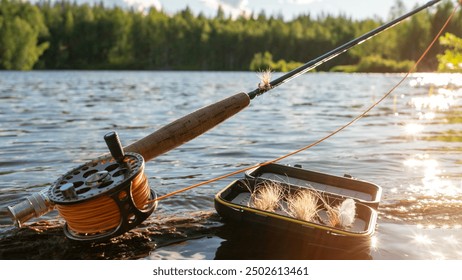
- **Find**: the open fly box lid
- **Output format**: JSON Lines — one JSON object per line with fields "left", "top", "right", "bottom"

{"left": 214, "top": 178, "right": 378, "bottom": 251}
{"left": 245, "top": 163, "right": 382, "bottom": 209}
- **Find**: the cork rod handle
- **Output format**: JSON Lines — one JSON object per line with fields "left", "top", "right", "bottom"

{"left": 124, "top": 92, "right": 250, "bottom": 161}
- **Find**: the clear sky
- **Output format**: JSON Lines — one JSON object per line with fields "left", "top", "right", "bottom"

{"left": 157, "top": 0, "right": 426, "bottom": 20}
{"left": 30, "top": 0, "right": 430, "bottom": 20}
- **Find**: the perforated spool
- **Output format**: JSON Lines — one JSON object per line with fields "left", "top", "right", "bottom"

{"left": 48, "top": 152, "right": 157, "bottom": 242}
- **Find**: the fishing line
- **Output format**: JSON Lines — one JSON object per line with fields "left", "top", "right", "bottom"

{"left": 149, "top": 2, "right": 459, "bottom": 204}
{"left": 56, "top": 170, "right": 151, "bottom": 234}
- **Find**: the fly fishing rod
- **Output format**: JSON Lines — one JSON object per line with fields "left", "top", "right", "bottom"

{"left": 7, "top": 0, "right": 443, "bottom": 242}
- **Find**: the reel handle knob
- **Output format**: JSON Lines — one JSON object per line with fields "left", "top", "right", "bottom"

{"left": 104, "top": 131, "right": 125, "bottom": 163}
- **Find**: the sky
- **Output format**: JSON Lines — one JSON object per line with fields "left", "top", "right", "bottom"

{"left": 158, "top": 0, "right": 426, "bottom": 20}
{"left": 30, "top": 0, "right": 430, "bottom": 20}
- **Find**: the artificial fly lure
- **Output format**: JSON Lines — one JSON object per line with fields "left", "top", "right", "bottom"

{"left": 257, "top": 69, "right": 273, "bottom": 91}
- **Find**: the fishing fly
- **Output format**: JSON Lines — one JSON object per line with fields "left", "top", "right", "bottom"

{"left": 257, "top": 69, "right": 273, "bottom": 92}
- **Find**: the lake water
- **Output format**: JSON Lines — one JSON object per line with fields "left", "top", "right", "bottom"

{"left": 0, "top": 71, "right": 461, "bottom": 260}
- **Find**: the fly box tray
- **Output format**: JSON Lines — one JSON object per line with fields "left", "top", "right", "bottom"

{"left": 245, "top": 163, "right": 382, "bottom": 209}
{"left": 214, "top": 165, "right": 380, "bottom": 249}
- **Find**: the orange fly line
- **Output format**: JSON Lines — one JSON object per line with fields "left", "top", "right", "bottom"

{"left": 56, "top": 169, "right": 151, "bottom": 234}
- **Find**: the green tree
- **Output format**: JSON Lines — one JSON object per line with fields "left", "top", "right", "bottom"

{"left": 437, "top": 33, "right": 462, "bottom": 72}
{"left": 249, "top": 51, "right": 274, "bottom": 71}
{"left": 105, "top": 7, "right": 133, "bottom": 68}
{"left": 395, "top": 5, "right": 431, "bottom": 70}
{"left": 249, "top": 51, "right": 302, "bottom": 72}
{"left": 38, "top": 1, "right": 74, "bottom": 68}
{"left": 0, "top": 0, "right": 49, "bottom": 70}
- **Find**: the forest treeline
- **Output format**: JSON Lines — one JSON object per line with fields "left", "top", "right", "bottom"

{"left": 0, "top": 0, "right": 461, "bottom": 71}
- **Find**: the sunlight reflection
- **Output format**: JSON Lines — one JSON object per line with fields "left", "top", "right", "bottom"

{"left": 403, "top": 154, "right": 437, "bottom": 170}
{"left": 403, "top": 154, "right": 461, "bottom": 196}
{"left": 412, "top": 233, "right": 433, "bottom": 245}
{"left": 404, "top": 123, "right": 424, "bottom": 135}
{"left": 443, "top": 235, "right": 459, "bottom": 246}
{"left": 406, "top": 226, "right": 462, "bottom": 259}
{"left": 370, "top": 235, "right": 378, "bottom": 251}
{"left": 411, "top": 90, "right": 456, "bottom": 111}
{"left": 409, "top": 73, "right": 462, "bottom": 88}
{"left": 417, "top": 111, "right": 435, "bottom": 120}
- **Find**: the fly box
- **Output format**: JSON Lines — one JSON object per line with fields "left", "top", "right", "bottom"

{"left": 214, "top": 163, "right": 381, "bottom": 251}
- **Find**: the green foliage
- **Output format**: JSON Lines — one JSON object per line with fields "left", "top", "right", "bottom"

{"left": 356, "top": 55, "right": 414, "bottom": 72}
{"left": 437, "top": 33, "right": 462, "bottom": 73}
{"left": 332, "top": 55, "right": 414, "bottom": 73}
{"left": 249, "top": 52, "right": 273, "bottom": 71}
{"left": 249, "top": 51, "right": 303, "bottom": 72}
{"left": 0, "top": 0, "right": 461, "bottom": 71}
{"left": 329, "top": 65, "right": 358, "bottom": 73}
{"left": 0, "top": 0, "right": 49, "bottom": 70}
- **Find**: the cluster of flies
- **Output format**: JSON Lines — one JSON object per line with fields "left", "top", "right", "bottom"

{"left": 248, "top": 180, "right": 356, "bottom": 229}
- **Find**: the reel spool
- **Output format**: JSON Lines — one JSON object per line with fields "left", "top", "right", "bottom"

{"left": 8, "top": 131, "right": 157, "bottom": 242}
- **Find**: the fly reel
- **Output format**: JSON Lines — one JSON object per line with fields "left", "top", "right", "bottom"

{"left": 8, "top": 131, "right": 157, "bottom": 242}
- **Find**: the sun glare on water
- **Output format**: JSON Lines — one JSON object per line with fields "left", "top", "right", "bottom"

{"left": 404, "top": 123, "right": 424, "bottom": 135}
{"left": 404, "top": 154, "right": 461, "bottom": 197}
{"left": 398, "top": 74, "right": 462, "bottom": 199}
{"left": 409, "top": 73, "right": 462, "bottom": 88}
